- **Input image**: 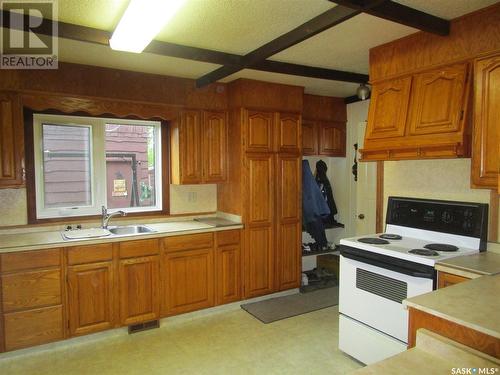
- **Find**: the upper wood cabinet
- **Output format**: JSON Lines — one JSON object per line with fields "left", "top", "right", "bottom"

{"left": 472, "top": 53, "right": 500, "bottom": 188}
{"left": 366, "top": 76, "right": 412, "bottom": 140}
{"left": 244, "top": 110, "right": 274, "bottom": 153}
{"left": 319, "top": 121, "right": 346, "bottom": 157}
{"left": 302, "top": 120, "right": 318, "bottom": 155}
{"left": 277, "top": 113, "right": 301, "bottom": 153}
{"left": 408, "top": 63, "right": 468, "bottom": 135}
{"left": 0, "top": 91, "right": 24, "bottom": 188}
{"left": 362, "top": 63, "right": 471, "bottom": 161}
{"left": 171, "top": 110, "right": 227, "bottom": 184}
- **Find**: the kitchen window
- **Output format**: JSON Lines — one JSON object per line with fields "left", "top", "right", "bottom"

{"left": 33, "top": 114, "right": 162, "bottom": 219}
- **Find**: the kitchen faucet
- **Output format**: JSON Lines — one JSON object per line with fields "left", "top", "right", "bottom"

{"left": 101, "top": 206, "right": 126, "bottom": 229}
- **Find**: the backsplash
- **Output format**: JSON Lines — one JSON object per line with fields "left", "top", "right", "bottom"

{"left": 383, "top": 158, "right": 499, "bottom": 240}
{"left": 0, "top": 184, "right": 217, "bottom": 227}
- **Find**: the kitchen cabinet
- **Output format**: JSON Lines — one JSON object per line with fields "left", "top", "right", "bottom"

{"left": 365, "top": 76, "right": 412, "bottom": 140}
{"left": 118, "top": 239, "right": 160, "bottom": 325}
{"left": 472, "top": 52, "right": 500, "bottom": 189}
{"left": 276, "top": 155, "right": 301, "bottom": 290}
{"left": 215, "top": 230, "right": 242, "bottom": 305}
{"left": 171, "top": 110, "right": 227, "bottom": 184}
{"left": 437, "top": 271, "right": 470, "bottom": 289}
{"left": 67, "top": 262, "right": 114, "bottom": 336}
{"left": 361, "top": 63, "right": 471, "bottom": 161}
{"left": 0, "top": 91, "right": 24, "bottom": 188}
{"left": 319, "top": 121, "right": 346, "bottom": 157}
{"left": 0, "top": 248, "right": 64, "bottom": 351}
{"left": 244, "top": 110, "right": 275, "bottom": 153}
{"left": 277, "top": 113, "right": 301, "bottom": 153}
{"left": 163, "top": 233, "right": 215, "bottom": 315}
{"left": 302, "top": 120, "right": 317, "bottom": 155}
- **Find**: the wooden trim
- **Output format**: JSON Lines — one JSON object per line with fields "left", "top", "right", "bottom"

{"left": 376, "top": 161, "right": 384, "bottom": 233}
{"left": 490, "top": 190, "right": 499, "bottom": 242}
{"left": 0, "top": 255, "right": 4, "bottom": 352}
{"left": 23, "top": 107, "right": 171, "bottom": 225}
{"left": 408, "top": 307, "right": 500, "bottom": 358}
{"left": 332, "top": 0, "right": 449, "bottom": 36}
{"left": 196, "top": 5, "right": 361, "bottom": 87}
{"left": 0, "top": 10, "right": 367, "bottom": 84}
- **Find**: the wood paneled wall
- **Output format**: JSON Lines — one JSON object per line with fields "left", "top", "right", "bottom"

{"left": 0, "top": 62, "right": 228, "bottom": 112}
{"left": 369, "top": 2, "right": 500, "bottom": 82}
{"left": 302, "top": 94, "right": 346, "bottom": 122}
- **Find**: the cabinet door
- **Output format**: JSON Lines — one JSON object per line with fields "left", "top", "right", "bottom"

{"left": 119, "top": 256, "right": 159, "bottom": 325}
{"left": 276, "top": 155, "right": 301, "bottom": 290}
{"left": 244, "top": 225, "right": 275, "bottom": 298}
{"left": 202, "top": 110, "right": 227, "bottom": 183}
{"left": 437, "top": 271, "right": 469, "bottom": 289}
{"left": 245, "top": 153, "right": 274, "bottom": 225}
{"left": 216, "top": 243, "right": 241, "bottom": 305}
{"left": 366, "top": 76, "right": 412, "bottom": 139}
{"left": 472, "top": 54, "right": 500, "bottom": 188}
{"left": 67, "top": 262, "right": 114, "bottom": 336}
{"left": 302, "top": 120, "right": 318, "bottom": 155}
{"left": 0, "top": 91, "right": 24, "bottom": 188}
{"left": 408, "top": 63, "right": 468, "bottom": 135}
{"left": 245, "top": 110, "right": 274, "bottom": 152}
{"left": 164, "top": 248, "right": 214, "bottom": 315}
{"left": 319, "top": 121, "right": 346, "bottom": 156}
{"left": 277, "top": 113, "right": 301, "bottom": 153}
{"left": 179, "top": 110, "right": 202, "bottom": 183}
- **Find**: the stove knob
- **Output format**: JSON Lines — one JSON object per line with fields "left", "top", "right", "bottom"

{"left": 442, "top": 210, "right": 453, "bottom": 224}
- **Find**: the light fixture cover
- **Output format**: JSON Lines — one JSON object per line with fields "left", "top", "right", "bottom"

{"left": 110, "top": 0, "right": 186, "bottom": 53}
{"left": 356, "top": 83, "right": 371, "bottom": 100}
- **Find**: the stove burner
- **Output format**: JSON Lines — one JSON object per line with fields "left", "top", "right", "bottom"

{"left": 424, "top": 243, "right": 459, "bottom": 252}
{"left": 358, "top": 237, "right": 390, "bottom": 245}
{"left": 409, "top": 248, "right": 440, "bottom": 256}
{"left": 379, "top": 233, "right": 402, "bottom": 240}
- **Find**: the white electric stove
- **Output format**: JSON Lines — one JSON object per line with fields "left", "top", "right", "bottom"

{"left": 338, "top": 197, "right": 489, "bottom": 365}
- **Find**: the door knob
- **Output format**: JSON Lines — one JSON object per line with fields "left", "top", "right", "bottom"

{"left": 358, "top": 214, "right": 365, "bottom": 220}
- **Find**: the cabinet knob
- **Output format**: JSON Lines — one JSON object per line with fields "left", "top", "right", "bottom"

{"left": 358, "top": 214, "right": 365, "bottom": 220}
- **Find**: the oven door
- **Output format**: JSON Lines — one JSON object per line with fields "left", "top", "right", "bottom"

{"left": 339, "top": 246, "right": 434, "bottom": 343}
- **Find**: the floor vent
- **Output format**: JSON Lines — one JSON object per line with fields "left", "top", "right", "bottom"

{"left": 128, "top": 320, "right": 160, "bottom": 334}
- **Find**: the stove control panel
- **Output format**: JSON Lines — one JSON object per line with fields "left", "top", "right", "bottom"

{"left": 386, "top": 197, "right": 488, "bottom": 240}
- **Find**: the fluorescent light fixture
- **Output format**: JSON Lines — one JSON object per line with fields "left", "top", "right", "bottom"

{"left": 110, "top": 0, "right": 186, "bottom": 53}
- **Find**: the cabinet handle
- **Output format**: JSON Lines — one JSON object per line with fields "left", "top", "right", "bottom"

{"left": 358, "top": 214, "right": 365, "bottom": 220}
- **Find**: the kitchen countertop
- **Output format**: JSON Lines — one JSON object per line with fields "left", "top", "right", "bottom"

{"left": 0, "top": 219, "right": 243, "bottom": 254}
{"left": 355, "top": 329, "right": 499, "bottom": 374}
{"left": 404, "top": 274, "right": 500, "bottom": 339}
{"left": 436, "top": 252, "right": 500, "bottom": 279}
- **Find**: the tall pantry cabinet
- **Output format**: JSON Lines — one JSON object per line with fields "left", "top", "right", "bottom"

{"left": 219, "top": 80, "right": 302, "bottom": 298}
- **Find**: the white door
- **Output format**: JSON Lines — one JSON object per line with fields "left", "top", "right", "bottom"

{"left": 356, "top": 121, "right": 377, "bottom": 235}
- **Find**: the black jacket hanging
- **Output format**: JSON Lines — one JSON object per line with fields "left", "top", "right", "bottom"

{"left": 315, "top": 160, "right": 338, "bottom": 225}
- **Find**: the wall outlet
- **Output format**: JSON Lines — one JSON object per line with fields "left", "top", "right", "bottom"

{"left": 188, "top": 192, "right": 197, "bottom": 203}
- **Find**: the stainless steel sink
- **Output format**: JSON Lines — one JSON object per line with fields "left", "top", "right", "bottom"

{"left": 108, "top": 225, "right": 156, "bottom": 235}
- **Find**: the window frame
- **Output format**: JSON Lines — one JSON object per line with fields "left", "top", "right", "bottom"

{"left": 31, "top": 112, "right": 164, "bottom": 220}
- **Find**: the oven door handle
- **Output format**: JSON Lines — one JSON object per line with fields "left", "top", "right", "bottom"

{"left": 340, "top": 248, "right": 435, "bottom": 279}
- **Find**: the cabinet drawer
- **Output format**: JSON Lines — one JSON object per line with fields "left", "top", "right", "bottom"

{"left": 216, "top": 230, "right": 240, "bottom": 246}
{"left": 119, "top": 239, "right": 159, "bottom": 258}
{"left": 1, "top": 248, "right": 61, "bottom": 272}
{"left": 437, "top": 271, "right": 470, "bottom": 289}
{"left": 163, "top": 233, "right": 213, "bottom": 253}
{"left": 4, "top": 305, "right": 64, "bottom": 351}
{"left": 2, "top": 269, "right": 61, "bottom": 312}
{"left": 67, "top": 243, "right": 113, "bottom": 265}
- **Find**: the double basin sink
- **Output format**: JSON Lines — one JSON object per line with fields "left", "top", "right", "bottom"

{"left": 61, "top": 225, "right": 157, "bottom": 241}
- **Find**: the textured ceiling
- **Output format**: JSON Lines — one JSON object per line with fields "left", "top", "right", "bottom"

{"left": 51, "top": 0, "right": 497, "bottom": 97}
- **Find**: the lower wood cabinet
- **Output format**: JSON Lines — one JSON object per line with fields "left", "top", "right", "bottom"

{"left": 119, "top": 256, "right": 160, "bottom": 326}
{"left": 244, "top": 225, "right": 275, "bottom": 298}
{"left": 437, "top": 271, "right": 470, "bottom": 289}
{"left": 67, "top": 262, "right": 114, "bottom": 336}
{"left": 163, "top": 248, "right": 215, "bottom": 315}
{"left": 216, "top": 230, "right": 241, "bottom": 305}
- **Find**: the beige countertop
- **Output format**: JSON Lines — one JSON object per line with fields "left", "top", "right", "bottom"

{"left": 355, "top": 329, "right": 499, "bottom": 374}
{"left": 436, "top": 252, "right": 500, "bottom": 279}
{"left": 0, "top": 219, "right": 243, "bottom": 254}
{"left": 404, "top": 274, "right": 500, "bottom": 339}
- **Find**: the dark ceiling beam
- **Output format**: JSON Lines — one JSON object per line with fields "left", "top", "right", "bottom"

{"left": 0, "top": 9, "right": 367, "bottom": 84}
{"left": 331, "top": 0, "right": 450, "bottom": 36}
{"left": 195, "top": 5, "right": 364, "bottom": 88}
